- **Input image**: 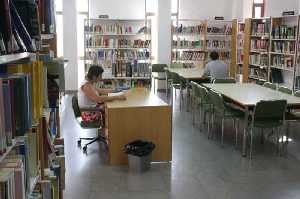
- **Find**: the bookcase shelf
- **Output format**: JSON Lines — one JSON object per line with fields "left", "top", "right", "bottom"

{"left": 0, "top": 52, "right": 34, "bottom": 65}
{"left": 270, "top": 65, "right": 295, "bottom": 72}
{"left": 84, "top": 18, "right": 152, "bottom": 84}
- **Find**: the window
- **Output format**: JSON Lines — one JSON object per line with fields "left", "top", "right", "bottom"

{"left": 252, "top": 0, "right": 265, "bottom": 18}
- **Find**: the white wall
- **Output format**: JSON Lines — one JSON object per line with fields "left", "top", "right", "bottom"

{"left": 179, "top": 0, "right": 234, "bottom": 20}
{"left": 89, "top": 0, "right": 145, "bottom": 19}
{"left": 63, "top": 0, "right": 78, "bottom": 91}
{"left": 265, "top": 0, "right": 299, "bottom": 17}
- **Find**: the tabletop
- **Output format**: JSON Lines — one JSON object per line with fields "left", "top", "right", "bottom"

{"left": 202, "top": 83, "right": 300, "bottom": 108}
{"left": 106, "top": 88, "right": 169, "bottom": 109}
{"left": 167, "top": 68, "right": 205, "bottom": 80}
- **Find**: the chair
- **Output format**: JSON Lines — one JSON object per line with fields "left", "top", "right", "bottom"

{"left": 165, "top": 69, "right": 175, "bottom": 98}
{"left": 170, "top": 72, "right": 186, "bottom": 110}
{"left": 72, "top": 96, "right": 106, "bottom": 153}
{"left": 207, "top": 90, "right": 244, "bottom": 147}
{"left": 294, "top": 91, "right": 300, "bottom": 97}
{"left": 198, "top": 85, "right": 213, "bottom": 135}
{"left": 170, "top": 63, "right": 184, "bottom": 68}
{"left": 151, "top": 64, "right": 167, "bottom": 93}
{"left": 278, "top": 86, "right": 293, "bottom": 95}
{"left": 263, "top": 82, "right": 277, "bottom": 90}
{"left": 190, "top": 81, "right": 201, "bottom": 125}
{"left": 248, "top": 100, "right": 287, "bottom": 159}
{"left": 213, "top": 78, "right": 236, "bottom": 84}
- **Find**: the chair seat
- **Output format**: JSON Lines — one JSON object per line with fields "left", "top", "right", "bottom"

{"left": 154, "top": 77, "right": 167, "bottom": 80}
{"left": 253, "top": 120, "right": 283, "bottom": 128}
{"left": 77, "top": 117, "right": 101, "bottom": 128}
{"left": 224, "top": 106, "right": 245, "bottom": 118}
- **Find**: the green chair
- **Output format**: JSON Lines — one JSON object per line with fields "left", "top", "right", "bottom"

{"left": 213, "top": 78, "right": 236, "bottom": 84}
{"left": 207, "top": 90, "right": 244, "bottom": 147}
{"left": 263, "top": 82, "right": 277, "bottom": 90}
{"left": 198, "top": 85, "right": 213, "bottom": 135}
{"left": 248, "top": 100, "right": 287, "bottom": 159}
{"left": 165, "top": 69, "right": 176, "bottom": 98}
{"left": 170, "top": 63, "right": 184, "bottom": 68}
{"left": 278, "top": 86, "right": 293, "bottom": 95}
{"left": 190, "top": 81, "right": 201, "bottom": 125}
{"left": 151, "top": 64, "right": 167, "bottom": 94}
{"left": 170, "top": 72, "right": 186, "bottom": 111}
{"left": 72, "top": 96, "right": 106, "bottom": 153}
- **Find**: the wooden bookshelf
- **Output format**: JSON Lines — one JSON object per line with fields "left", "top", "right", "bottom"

{"left": 0, "top": 52, "right": 35, "bottom": 65}
{"left": 236, "top": 21, "right": 245, "bottom": 82}
{"left": 84, "top": 18, "right": 151, "bottom": 87}
{"left": 171, "top": 19, "right": 207, "bottom": 68}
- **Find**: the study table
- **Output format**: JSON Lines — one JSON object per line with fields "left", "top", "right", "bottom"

{"left": 202, "top": 83, "right": 300, "bottom": 157}
{"left": 105, "top": 88, "right": 172, "bottom": 165}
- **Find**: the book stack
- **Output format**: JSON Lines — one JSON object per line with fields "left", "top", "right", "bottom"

{"left": 112, "top": 62, "right": 150, "bottom": 77}
{"left": 87, "top": 37, "right": 150, "bottom": 48}
{"left": 172, "top": 24, "right": 206, "bottom": 34}
{"left": 250, "top": 54, "right": 269, "bottom": 66}
{"left": 116, "top": 50, "right": 150, "bottom": 60}
{"left": 272, "top": 41, "right": 295, "bottom": 53}
{"left": 206, "top": 40, "right": 231, "bottom": 50}
{"left": 173, "top": 39, "right": 205, "bottom": 49}
{"left": 90, "top": 23, "right": 133, "bottom": 34}
{"left": 252, "top": 21, "right": 270, "bottom": 35}
{"left": 172, "top": 51, "right": 205, "bottom": 61}
{"left": 271, "top": 55, "right": 294, "bottom": 68}
{"left": 207, "top": 25, "right": 232, "bottom": 34}
{"left": 251, "top": 39, "right": 269, "bottom": 51}
{"left": 272, "top": 25, "right": 297, "bottom": 39}
{"left": 249, "top": 68, "right": 268, "bottom": 80}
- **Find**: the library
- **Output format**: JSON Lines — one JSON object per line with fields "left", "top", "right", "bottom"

{"left": 2, "top": 0, "right": 300, "bottom": 198}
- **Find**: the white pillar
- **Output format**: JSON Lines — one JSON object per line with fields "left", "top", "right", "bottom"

{"left": 63, "top": 0, "right": 78, "bottom": 91}
{"left": 156, "top": 0, "right": 171, "bottom": 65}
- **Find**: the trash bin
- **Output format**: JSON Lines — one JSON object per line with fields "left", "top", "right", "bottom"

{"left": 124, "top": 140, "right": 155, "bottom": 172}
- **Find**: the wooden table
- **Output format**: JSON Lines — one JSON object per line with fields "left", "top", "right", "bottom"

{"left": 202, "top": 83, "right": 300, "bottom": 157}
{"left": 105, "top": 88, "right": 172, "bottom": 165}
{"left": 167, "top": 68, "right": 206, "bottom": 80}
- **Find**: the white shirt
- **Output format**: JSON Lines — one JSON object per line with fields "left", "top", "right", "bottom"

{"left": 78, "top": 80, "right": 97, "bottom": 108}
{"left": 203, "top": 60, "right": 229, "bottom": 79}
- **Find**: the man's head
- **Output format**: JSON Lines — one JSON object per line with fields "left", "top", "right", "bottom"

{"left": 209, "top": 51, "right": 219, "bottom": 61}
{"left": 86, "top": 65, "right": 104, "bottom": 82}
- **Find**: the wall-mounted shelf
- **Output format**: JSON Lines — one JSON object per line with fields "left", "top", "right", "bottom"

{"left": 0, "top": 52, "right": 34, "bottom": 65}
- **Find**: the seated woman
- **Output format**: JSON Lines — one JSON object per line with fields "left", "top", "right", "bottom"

{"left": 78, "top": 65, "right": 126, "bottom": 123}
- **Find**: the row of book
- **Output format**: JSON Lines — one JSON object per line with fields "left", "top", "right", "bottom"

{"left": 272, "top": 41, "right": 296, "bottom": 54}
{"left": 0, "top": 62, "right": 46, "bottom": 157}
{"left": 237, "top": 51, "right": 244, "bottom": 64}
{"left": 249, "top": 68, "right": 268, "bottom": 80}
{"left": 251, "top": 39, "right": 269, "bottom": 51}
{"left": 206, "top": 40, "right": 231, "bottom": 49}
{"left": 271, "top": 55, "right": 294, "bottom": 68}
{"left": 87, "top": 50, "right": 150, "bottom": 61}
{"left": 112, "top": 62, "right": 151, "bottom": 77}
{"left": 271, "top": 25, "right": 297, "bottom": 39}
{"left": 216, "top": 52, "right": 231, "bottom": 61}
{"left": 86, "top": 37, "right": 151, "bottom": 48}
{"left": 172, "top": 24, "right": 206, "bottom": 34}
{"left": 252, "top": 21, "right": 270, "bottom": 35}
{"left": 0, "top": 0, "right": 36, "bottom": 55}
{"left": 172, "top": 51, "right": 206, "bottom": 61}
{"left": 207, "top": 25, "right": 232, "bottom": 34}
{"left": 172, "top": 39, "right": 205, "bottom": 49}
{"left": 250, "top": 54, "right": 269, "bottom": 66}
{"left": 85, "top": 24, "right": 147, "bottom": 34}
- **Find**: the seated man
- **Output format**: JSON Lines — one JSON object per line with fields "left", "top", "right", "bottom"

{"left": 203, "top": 51, "right": 229, "bottom": 79}
{"left": 78, "top": 65, "right": 126, "bottom": 123}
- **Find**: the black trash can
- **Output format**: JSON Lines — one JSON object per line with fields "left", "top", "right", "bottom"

{"left": 124, "top": 140, "right": 155, "bottom": 172}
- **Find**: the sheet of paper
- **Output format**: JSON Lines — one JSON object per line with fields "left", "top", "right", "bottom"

{"left": 108, "top": 91, "right": 124, "bottom": 97}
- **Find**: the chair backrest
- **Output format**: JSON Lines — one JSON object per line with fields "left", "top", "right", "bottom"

{"left": 190, "top": 81, "right": 200, "bottom": 98}
{"left": 72, "top": 96, "right": 82, "bottom": 118}
{"left": 207, "top": 89, "right": 225, "bottom": 111}
{"left": 152, "top": 64, "right": 167, "bottom": 73}
{"left": 213, "top": 78, "right": 236, "bottom": 84}
{"left": 253, "top": 100, "right": 287, "bottom": 123}
{"left": 294, "top": 91, "right": 300, "bottom": 98}
{"left": 198, "top": 85, "right": 210, "bottom": 104}
{"left": 263, "top": 82, "right": 277, "bottom": 90}
{"left": 278, "top": 86, "right": 292, "bottom": 95}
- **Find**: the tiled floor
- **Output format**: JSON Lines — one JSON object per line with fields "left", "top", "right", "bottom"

{"left": 62, "top": 92, "right": 300, "bottom": 199}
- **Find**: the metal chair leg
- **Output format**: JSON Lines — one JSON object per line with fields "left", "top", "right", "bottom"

{"left": 235, "top": 119, "right": 239, "bottom": 148}
{"left": 250, "top": 127, "right": 254, "bottom": 160}
{"left": 221, "top": 118, "right": 225, "bottom": 147}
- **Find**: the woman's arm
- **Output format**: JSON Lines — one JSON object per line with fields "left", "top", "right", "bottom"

{"left": 96, "top": 87, "right": 115, "bottom": 95}
{"left": 82, "top": 84, "right": 126, "bottom": 103}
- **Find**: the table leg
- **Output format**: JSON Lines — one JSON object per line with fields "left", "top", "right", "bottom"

{"left": 242, "top": 107, "right": 249, "bottom": 157}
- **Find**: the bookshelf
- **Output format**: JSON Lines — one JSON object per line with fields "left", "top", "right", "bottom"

{"left": 235, "top": 21, "right": 245, "bottom": 81}
{"left": 0, "top": 52, "right": 34, "bottom": 65}
{"left": 270, "top": 16, "right": 299, "bottom": 89}
{"left": 84, "top": 18, "right": 152, "bottom": 88}
{"left": 247, "top": 18, "right": 271, "bottom": 83}
{"left": 171, "top": 19, "right": 207, "bottom": 68}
